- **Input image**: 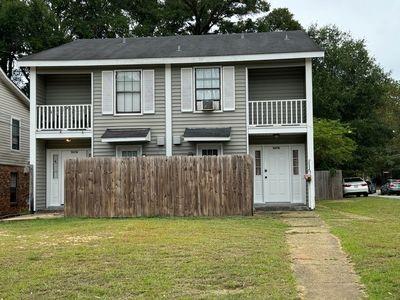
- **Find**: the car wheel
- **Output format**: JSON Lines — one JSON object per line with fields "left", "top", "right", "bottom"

{"left": 364, "top": 193, "right": 369, "bottom": 197}
{"left": 356, "top": 194, "right": 361, "bottom": 197}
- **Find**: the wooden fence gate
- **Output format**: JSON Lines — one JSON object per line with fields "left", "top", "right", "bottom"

{"left": 64, "top": 155, "right": 253, "bottom": 217}
{"left": 315, "top": 170, "right": 343, "bottom": 200}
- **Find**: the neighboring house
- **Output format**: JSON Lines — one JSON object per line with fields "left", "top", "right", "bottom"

{"left": 0, "top": 68, "right": 30, "bottom": 216}
{"left": 18, "top": 31, "right": 324, "bottom": 211}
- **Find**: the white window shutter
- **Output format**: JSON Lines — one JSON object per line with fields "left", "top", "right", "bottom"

{"left": 222, "top": 66, "right": 235, "bottom": 111}
{"left": 102, "top": 71, "right": 114, "bottom": 115}
{"left": 181, "top": 68, "right": 193, "bottom": 112}
{"left": 142, "top": 69, "right": 155, "bottom": 114}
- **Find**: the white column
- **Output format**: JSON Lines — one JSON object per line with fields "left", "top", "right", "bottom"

{"left": 29, "top": 67, "right": 37, "bottom": 211}
{"left": 165, "top": 64, "right": 172, "bottom": 156}
{"left": 305, "top": 58, "right": 315, "bottom": 209}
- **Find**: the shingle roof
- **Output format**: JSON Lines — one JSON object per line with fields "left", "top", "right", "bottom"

{"left": 20, "top": 31, "right": 322, "bottom": 62}
{"left": 101, "top": 128, "right": 150, "bottom": 139}
{"left": 184, "top": 127, "right": 231, "bottom": 138}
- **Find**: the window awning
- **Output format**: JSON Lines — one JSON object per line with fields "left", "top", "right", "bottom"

{"left": 183, "top": 127, "right": 231, "bottom": 142}
{"left": 101, "top": 128, "right": 151, "bottom": 143}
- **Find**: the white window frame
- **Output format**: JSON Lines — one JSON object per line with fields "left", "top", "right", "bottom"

{"left": 196, "top": 143, "right": 223, "bottom": 156}
{"left": 115, "top": 145, "right": 143, "bottom": 157}
{"left": 193, "top": 66, "right": 223, "bottom": 113}
{"left": 114, "top": 69, "right": 143, "bottom": 116}
{"left": 10, "top": 116, "right": 21, "bottom": 152}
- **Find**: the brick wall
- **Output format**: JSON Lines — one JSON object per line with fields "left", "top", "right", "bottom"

{"left": 0, "top": 165, "right": 29, "bottom": 216}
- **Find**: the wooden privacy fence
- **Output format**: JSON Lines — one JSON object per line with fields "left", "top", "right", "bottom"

{"left": 64, "top": 155, "right": 253, "bottom": 217}
{"left": 315, "top": 170, "right": 343, "bottom": 200}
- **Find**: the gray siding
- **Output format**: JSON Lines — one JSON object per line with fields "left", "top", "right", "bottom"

{"left": 35, "top": 140, "right": 46, "bottom": 209}
{"left": 45, "top": 74, "right": 91, "bottom": 105}
{"left": 172, "top": 64, "right": 247, "bottom": 155}
{"left": 0, "top": 78, "right": 29, "bottom": 166}
{"left": 92, "top": 66, "right": 166, "bottom": 156}
{"left": 248, "top": 67, "right": 305, "bottom": 101}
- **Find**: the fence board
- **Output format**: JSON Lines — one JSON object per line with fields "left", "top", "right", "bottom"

{"left": 315, "top": 170, "right": 343, "bottom": 200}
{"left": 65, "top": 155, "right": 253, "bottom": 217}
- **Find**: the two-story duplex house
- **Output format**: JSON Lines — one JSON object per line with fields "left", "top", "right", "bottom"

{"left": 18, "top": 31, "right": 324, "bottom": 211}
{"left": 0, "top": 68, "right": 30, "bottom": 216}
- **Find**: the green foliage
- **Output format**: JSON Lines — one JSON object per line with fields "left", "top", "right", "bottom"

{"left": 314, "top": 118, "right": 357, "bottom": 170}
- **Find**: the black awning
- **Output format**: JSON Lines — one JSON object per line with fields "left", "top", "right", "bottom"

{"left": 183, "top": 127, "right": 231, "bottom": 142}
{"left": 101, "top": 128, "right": 151, "bottom": 143}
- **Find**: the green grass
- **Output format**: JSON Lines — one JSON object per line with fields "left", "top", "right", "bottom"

{"left": 317, "top": 198, "right": 400, "bottom": 299}
{"left": 0, "top": 216, "right": 297, "bottom": 299}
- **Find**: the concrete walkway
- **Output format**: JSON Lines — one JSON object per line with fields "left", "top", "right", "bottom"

{"left": 1, "top": 212, "right": 64, "bottom": 222}
{"left": 280, "top": 211, "right": 365, "bottom": 300}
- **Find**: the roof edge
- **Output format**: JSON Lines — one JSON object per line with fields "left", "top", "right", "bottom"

{"left": 16, "top": 51, "right": 324, "bottom": 68}
{"left": 0, "top": 68, "right": 29, "bottom": 107}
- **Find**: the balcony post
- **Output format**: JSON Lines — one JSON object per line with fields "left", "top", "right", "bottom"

{"left": 29, "top": 67, "right": 37, "bottom": 211}
{"left": 305, "top": 58, "right": 315, "bottom": 209}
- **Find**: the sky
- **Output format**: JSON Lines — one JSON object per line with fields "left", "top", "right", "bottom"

{"left": 268, "top": 0, "right": 400, "bottom": 80}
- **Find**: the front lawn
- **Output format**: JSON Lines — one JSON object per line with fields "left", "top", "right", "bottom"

{"left": 318, "top": 198, "right": 400, "bottom": 299}
{"left": 0, "top": 216, "right": 297, "bottom": 299}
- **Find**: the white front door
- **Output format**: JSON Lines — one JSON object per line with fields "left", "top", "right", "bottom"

{"left": 251, "top": 144, "right": 306, "bottom": 204}
{"left": 264, "top": 146, "right": 290, "bottom": 203}
{"left": 47, "top": 149, "right": 89, "bottom": 207}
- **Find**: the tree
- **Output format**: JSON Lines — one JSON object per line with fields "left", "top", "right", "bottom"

{"left": 256, "top": 8, "right": 302, "bottom": 32}
{"left": 314, "top": 118, "right": 356, "bottom": 170}
{"left": 309, "top": 25, "right": 397, "bottom": 174}
{"left": 159, "top": 0, "right": 270, "bottom": 35}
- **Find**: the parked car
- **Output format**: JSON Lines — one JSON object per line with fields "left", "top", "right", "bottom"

{"left": 380, "top": 179, "right": 400, "bottom": 195}
{"left": 365, "top": 180, "right": 376, "bottom": 194}
{"left": 343, "top": 177, "right": 369, "bottom": 197}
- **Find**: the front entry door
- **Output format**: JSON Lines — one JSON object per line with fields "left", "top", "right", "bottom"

{"left": 251, "top": 144, "right": 306, "bottom": 204}
{"left": 264, "top": 146, "right": 290, "bottom": 202}
{"left": 47, "top": 149, "right": 89, "bottom": 207}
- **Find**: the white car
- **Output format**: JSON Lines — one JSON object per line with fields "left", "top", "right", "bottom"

{"left": 343, "top": 177, "right": 369, "bottom": 197}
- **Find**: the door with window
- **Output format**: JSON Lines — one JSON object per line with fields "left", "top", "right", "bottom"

{"left": 47, "top": 149, "right": 89, "bottom": 207}
{"left": 250, "top": 144, "right": 306, "bottom": 204}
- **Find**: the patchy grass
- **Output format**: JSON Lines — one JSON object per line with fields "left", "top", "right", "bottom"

{"left": 0, "top": 216, "right": 297, "bottom": 299}
{"left": 318, "top": 198, "right": 400, "bottom": 299}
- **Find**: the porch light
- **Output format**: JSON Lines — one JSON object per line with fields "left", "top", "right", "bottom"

{"left": 66, "top": 138, "right": 71, "bottom": 143}
{"left": 273, "top": 134, "right": 280, "bottom": 139}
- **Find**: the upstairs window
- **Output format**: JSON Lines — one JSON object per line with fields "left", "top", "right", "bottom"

{"left": 116, "top": 71, "right": 141, "bottom": 114}
{"left": 195, "top": 68, "right": 221, "bottom": 111}
{"left": 11, "top": 118, "right": 20, "bottom": 151}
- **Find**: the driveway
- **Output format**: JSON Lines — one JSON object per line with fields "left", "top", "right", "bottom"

{"left": 374, "top": 190, "right": 400, "bottom": 199}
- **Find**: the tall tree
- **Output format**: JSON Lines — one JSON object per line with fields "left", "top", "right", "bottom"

{"left": 309, "top": 25, "right": 397, "bottom": 174}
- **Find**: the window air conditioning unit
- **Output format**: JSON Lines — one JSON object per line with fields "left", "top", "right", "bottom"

{"left": 202, "top": 100, "right": 215, "bottom": 111}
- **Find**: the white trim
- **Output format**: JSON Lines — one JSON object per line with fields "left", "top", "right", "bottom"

{"left": 115, "top": 145, "right": 143, "bottom": 157}
{"left": 36, "top": 130, "right": 92, "bottom": 139}
{"left": 114, "top": 69, "right": 143, "bottom": 115}
{"left": 29, "top": 67, "right": 37, "bottom": 211}
{"left": 246, "top": 61, "right": 306, "bottom": 69}
{"left": 222, "top": 66, "right": 235, "bottom": 111}
{"left": 101, "top": 70, "right": 114, "bottom": 115}
{"left": 10, "top": 116, "right": 21, "bottom": 152}
{"left": 180, "top": 67, "right": 193, "bottom": 112}
{"left": 184, "top": 137, "right": 231, "bottom": 142}
{"left": 17, "top": 51, "right": 325, "bottom": 67}
{"left": 305, "top": 58, "right": 315, "bottom": 209}
{"left": 245, "top": 67, "right": 249, "bottom": 155}
{"left": 248, "top": 126, "right": 307, "bottom": 135}
{"left": 142, "top": 69, "right": 155, "bottom": 114}
{"left": 196, "top": 143, "right": 223, "bottom": 156}
{"left": 91, "top": 72, "right": 94, "bottom": 157}
{"left": 165, "top": 64, "right": 172, "bottom": 156}
{"left": 101, "top": 131, "right": 151, "bottom": 143}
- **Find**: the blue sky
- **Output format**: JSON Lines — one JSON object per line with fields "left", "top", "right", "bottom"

{"left": 269, "top": 0, "right": 400, "bottom": 80}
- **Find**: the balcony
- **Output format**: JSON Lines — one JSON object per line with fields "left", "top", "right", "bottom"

{"left": 248, "top": 99, "right": 307, "bottom": 134}
{"left": 36, "top": 104, "right": 92, "bottom": 139}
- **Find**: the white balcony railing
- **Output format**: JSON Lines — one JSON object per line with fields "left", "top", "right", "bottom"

{"left": 248, "top": 99, "right": 306, "bottom": 126}
{"left": 37, "top": 104, "right": 92, "bottom": 131}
